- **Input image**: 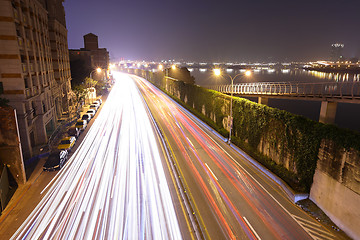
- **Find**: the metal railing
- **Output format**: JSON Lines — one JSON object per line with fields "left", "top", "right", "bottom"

{"left": 206, "top": 81, "right": 360, "bottom": 102}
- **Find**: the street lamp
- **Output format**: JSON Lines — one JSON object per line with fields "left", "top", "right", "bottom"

{"left": 213, "top": 68, "right": 252, "bottom": 144}
{"left": 86, "top": 68, "right": 102, "bottom": 104}
{"left": 159, "top": 64, "right": 170, "bottom": 78}
{"left": 90, "top": 67, "right": 102, "bottom": 80}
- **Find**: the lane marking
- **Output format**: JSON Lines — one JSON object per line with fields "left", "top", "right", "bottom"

{"left": 186, "top": 137, "right": 195, "bottom": 148}
{"left": 292, "top": 214, "right": 321, "bottom": 227}
{"left": 292, "top": 214, "right": 336, "bottom": 239}
{"left": 243, "top": 216, "right": 261, "bottom": 240}
{"left": 306, "top": 228, "right": 336, "bottom": 240}
{"left": 205, "top": 163, "right": 218, "bottom": 181}
{"left": 137, "top": 81, "right": 201, "bottom": 240}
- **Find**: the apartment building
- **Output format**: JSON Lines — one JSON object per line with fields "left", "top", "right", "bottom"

{"left": 0, "top": 0, "right": 72, "bottom": 159}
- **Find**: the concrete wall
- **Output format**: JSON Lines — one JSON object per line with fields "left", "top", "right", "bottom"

{"left": 310, "top": 139, "right": 360, "bottom": 240}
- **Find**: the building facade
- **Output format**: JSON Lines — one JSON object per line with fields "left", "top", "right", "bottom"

{"left": 69, "top": 33, "right": 109, "bottom": 81}
{"left": 330, "top": 43, "right": 344, "bottom": 62}
{"left": 0, "top": 0, "right": 72, "bottom": 159}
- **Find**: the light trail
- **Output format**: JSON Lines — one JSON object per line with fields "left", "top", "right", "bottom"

{"left": 12, "top": 73, "right": 182, "bottom": 239}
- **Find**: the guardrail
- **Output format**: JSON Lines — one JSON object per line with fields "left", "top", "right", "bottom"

{"left": 206, "top": 81, "right": 360, "bottom": 101}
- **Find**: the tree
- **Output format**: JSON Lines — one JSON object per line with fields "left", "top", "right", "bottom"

{"left": 84, "top": 77, "right": 97, "bottom": 88}
{"left": 72, "top": 85, "right": 87, "bottom": 103}
{"left": 168, "top": 67, "right": 195, "bottom": 84}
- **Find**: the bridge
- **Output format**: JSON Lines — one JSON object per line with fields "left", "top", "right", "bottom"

{"left": 206, "top": 81, "right": 360, "bottom": 124}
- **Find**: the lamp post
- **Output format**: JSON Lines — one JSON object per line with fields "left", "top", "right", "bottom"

{"left": 214, "top": 68, "right": 251, "bottom": 144}
{"left": 87, "top": 68, "right": 102, "bottom": 103}
{"left": 90, "top": 67, "right": 102, "bottom": 80}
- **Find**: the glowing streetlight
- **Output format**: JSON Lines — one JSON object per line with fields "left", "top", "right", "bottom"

{"left": 171, "top": 65, "right": 176, "bottom": 70}
{"left": 213, "top": 68, "right": 252, "bottom": 144}
{"left": 158, "top": 64, "right": 164, "bottom": 70}
{"left": 213, "top": 68, "right": 221, "bottom": 76}
{"left": 90, "top": 68, "right": 102, "bottom": 79}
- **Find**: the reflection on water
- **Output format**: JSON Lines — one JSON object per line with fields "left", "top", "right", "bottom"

{"left": 191, "top": 68, "right": 360, "bottom": 86}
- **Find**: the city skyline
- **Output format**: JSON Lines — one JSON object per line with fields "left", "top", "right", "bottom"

{"left": 64, "top": 0, "right": 360, "bottom": 62}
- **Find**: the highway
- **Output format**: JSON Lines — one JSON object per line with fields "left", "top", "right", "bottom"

{"left": 11, "top": 73, "right": 192, "bottom": 239}
{"left": 134, "top": 74, "right": 339, "bottom": 240}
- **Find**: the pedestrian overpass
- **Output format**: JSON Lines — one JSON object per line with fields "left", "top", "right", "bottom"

{"left": 206, "top": 81, "right": 360, "bottom": 124}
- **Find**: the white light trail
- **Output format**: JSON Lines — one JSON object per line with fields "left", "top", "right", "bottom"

{"left": 12, "top": 72, "right": 181, "bottom": 239}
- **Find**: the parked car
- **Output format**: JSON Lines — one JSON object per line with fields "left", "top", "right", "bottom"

{"left": 81, "top": 113, "right": 92, "bottom": 123}
{"left": 93, "top": 101, "right": 101, "bottom": 107}
{"left": 43, "top": 150, "right": 68, "bottom": 171}
{"left": 90, "top": 104, "right": 99, "bottom": 111}
{"left": 86, "top": 109, "right": 96, "bottom": 118}
{"left": 68, "top": 126, "right": 80, "bottom": 138}
{"left": 75, "top": 120, "right": 87, "bottom": 131}
{"left": 58, "top": 136, "right": 76, "bottom": 151}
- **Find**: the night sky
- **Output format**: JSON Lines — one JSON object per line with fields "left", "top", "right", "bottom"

{"left": 64, "top": 0, "right": 360, "bottom": 62}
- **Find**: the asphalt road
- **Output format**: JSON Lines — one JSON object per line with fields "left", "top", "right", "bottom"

{"left": 7, "top": 73, "right": 193, "bottom": 239}
{"left": 134, "top": 74, "right": 340, "bottom": 240}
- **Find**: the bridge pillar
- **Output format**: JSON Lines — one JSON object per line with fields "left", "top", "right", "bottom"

{"left": 258, "top": 97, "right": 269, "bottom": 105}
{"left": 319, "top": 101, "right": 337, "bottom": 124}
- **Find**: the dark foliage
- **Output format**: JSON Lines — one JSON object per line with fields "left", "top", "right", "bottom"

{"left": 168, "top": 67, "right": 195, "bottom": 84}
